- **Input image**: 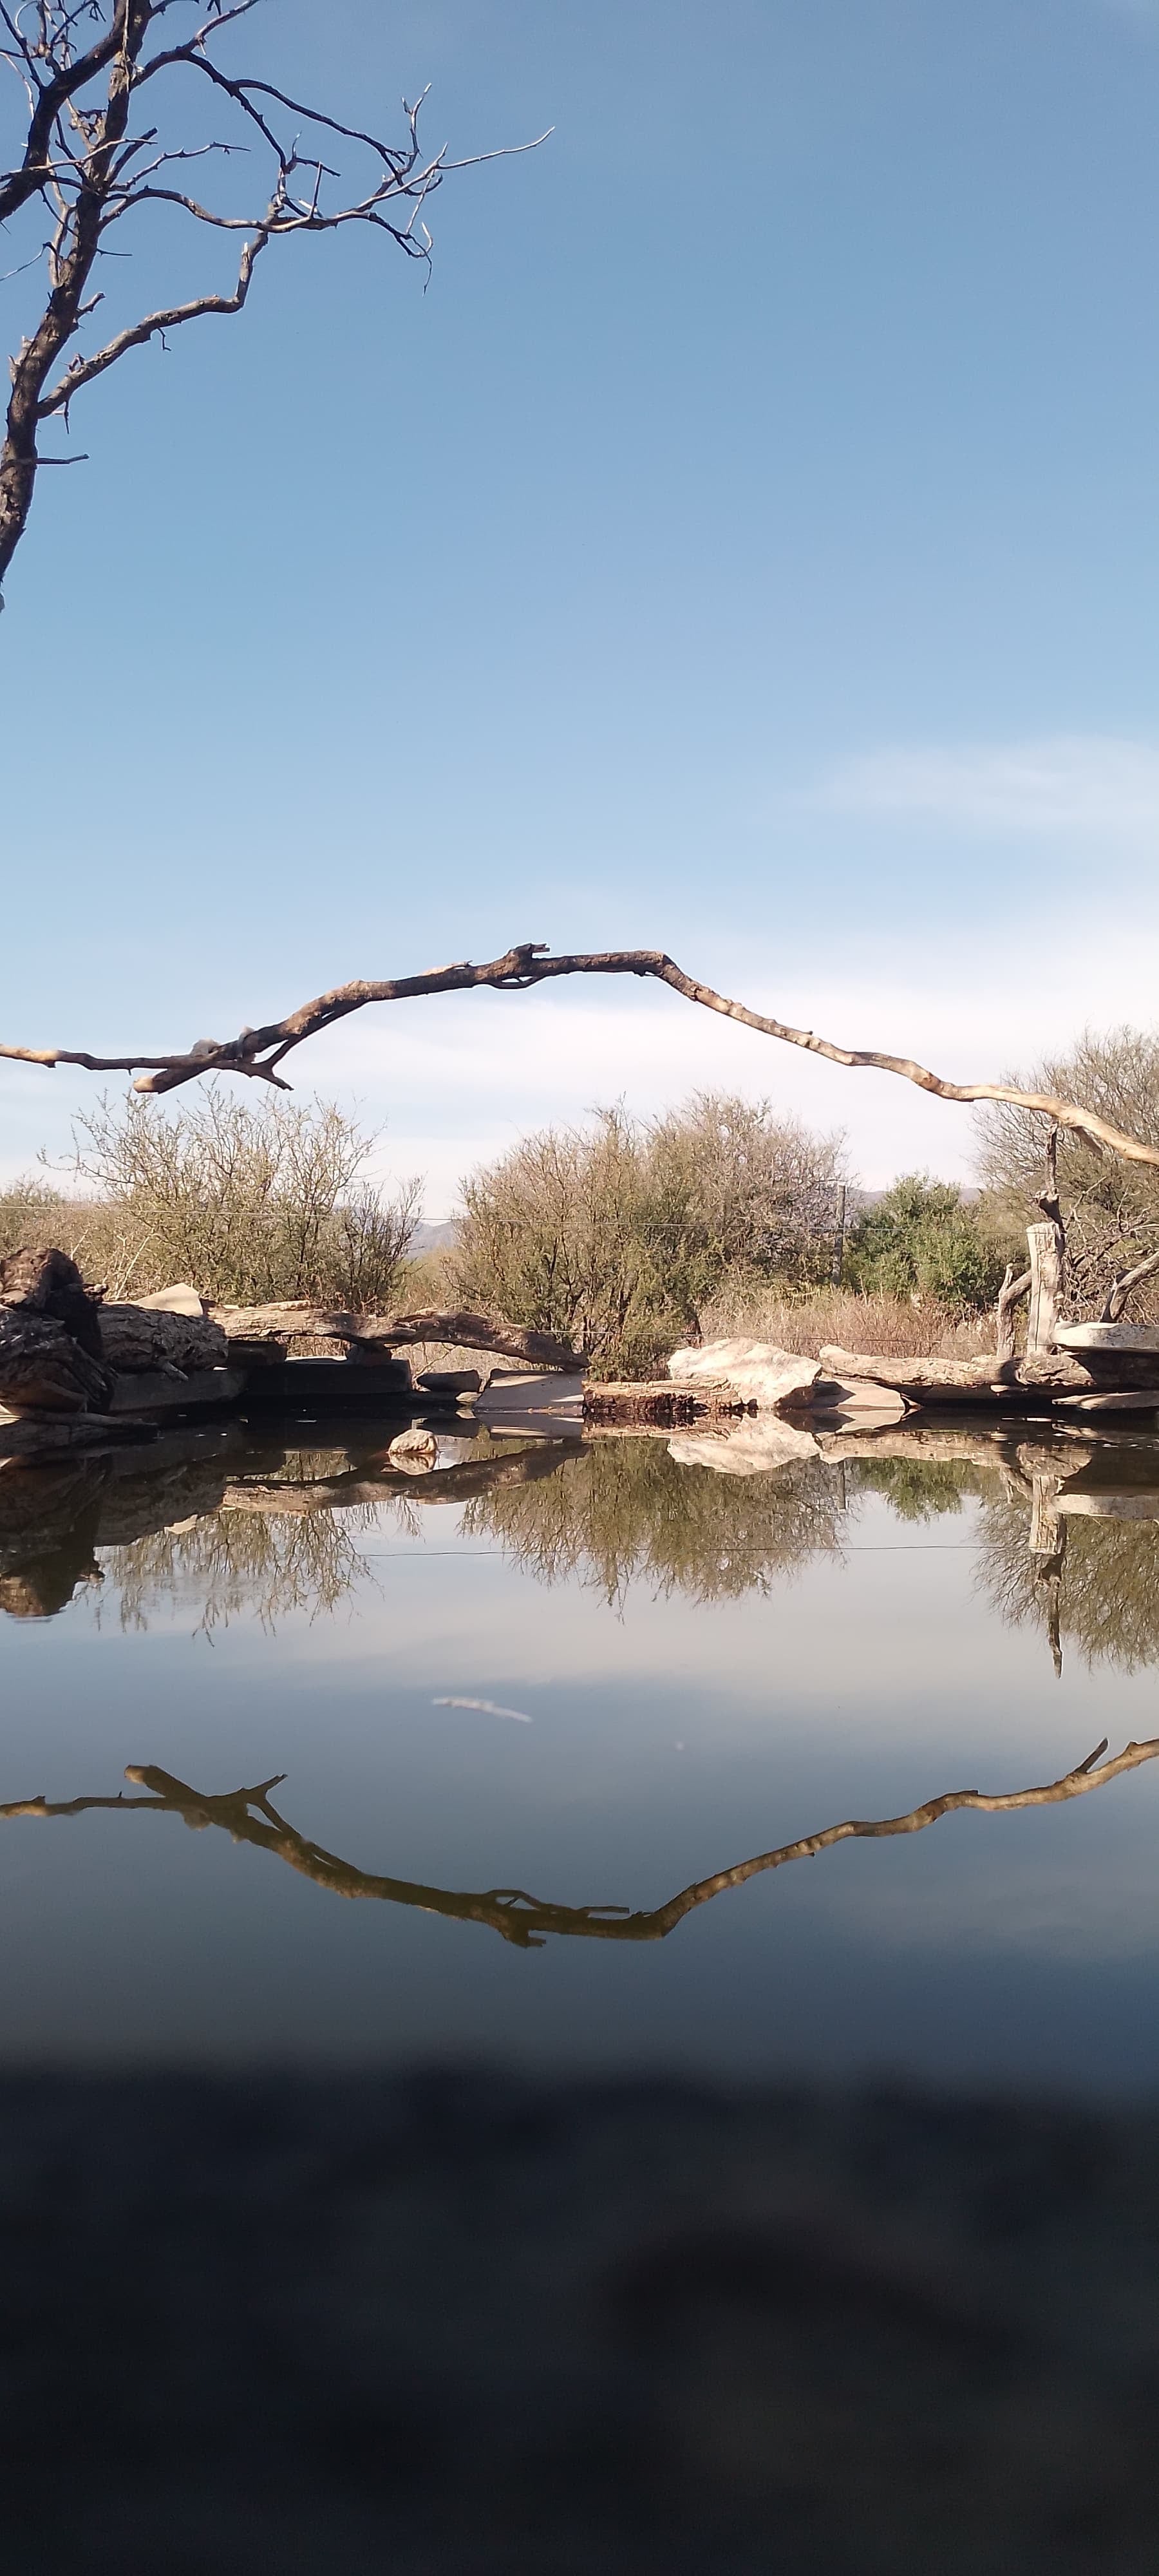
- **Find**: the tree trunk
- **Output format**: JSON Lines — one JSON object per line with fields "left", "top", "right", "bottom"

{"left": 1026, "top": 1220, "right": 1065, "bottom": 1354}
{"left": 995, "top": 1264, "right": 1031, "bottom": 1366}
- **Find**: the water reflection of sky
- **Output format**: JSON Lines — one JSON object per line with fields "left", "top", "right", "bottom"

{"left": 2, "top": 1426, "right": 1159, "bottom": 2087}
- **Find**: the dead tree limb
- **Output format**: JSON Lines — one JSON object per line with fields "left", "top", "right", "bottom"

{"left": 0, "top": 4, "right": 545, "bottom": 585}
{"left": 818, "top": 1345, "right": 1100, "bottom": 1399}
{"left": 1101, "top": 1246, "right": 1159, "bottom": 1323}
{"left": 995, "top": 1264, "right": 1032, "bottom": 1366}
{"left": 209, "top": 1303, "right": 583, "bottom": 1370}
{"left": 5, "top": 942, "right": 1159, "bottom": 1171}
{"left": 3, "top": 1735, "right": 1154, "bottom": 1947}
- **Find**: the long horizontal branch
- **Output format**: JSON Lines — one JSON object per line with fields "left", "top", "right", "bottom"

{"left": 211, "top": 1301, "right": 584, "bottom": 1369}
{"left": 5, "top": 941, "right": 1159, "bottom": 1170}
{"left": 2, "top": 1734, "right": 1152, "bottom": 1948}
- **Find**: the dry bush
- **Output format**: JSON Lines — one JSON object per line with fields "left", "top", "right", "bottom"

{"left": 453, "top": 1095, "right": 849, "bottom": 1377}
{"left": 975, "top": 1027, "right": 1159, "bottom": 1321}
{"left": 53, "top": 1090, "right": 421, "bottom": 1309}
{"left": 0, "top": 1179, "right": 69, "bottom": 1256}
{"left": 697, "top": 1278, "right": 998, "bottom": 1361}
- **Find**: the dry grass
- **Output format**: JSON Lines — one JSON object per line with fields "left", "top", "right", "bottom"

{"left": 697, "top": 1282, "right": 999, "bottom": 1362}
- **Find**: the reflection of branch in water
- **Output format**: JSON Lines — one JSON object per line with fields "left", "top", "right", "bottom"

{"left": 977, "top": 1495, "right": 1159, "bottom": 1676}
{"left": 4, "top": 1736, "right": 1154, "bottom": 1950}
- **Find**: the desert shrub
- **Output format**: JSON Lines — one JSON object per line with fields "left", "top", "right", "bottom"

{"left": 646, "top": 1094, "right": 848, "bottom": 1311}
{"left": 451, "top": 1094, "right": 849, "bottom": 1374}
{"left": 975, "top": 1027, "right": 1159, "bottom": 1320}
{"left": 453, "top": 1108, "right": 668, "bottom": 1373}
{"left": 0, "top": 1178, "right": 68, "bottom": 1257}
{"left": 53, "top": 1088, "right": 420, "bottom": 1307}
{"left": 845, "top": 1173, "right": 1006, "bottom": 1309}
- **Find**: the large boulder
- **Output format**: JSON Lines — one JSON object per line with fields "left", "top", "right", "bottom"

{"left": 668, "top": 1339, "right": 822, "bottom": 1411}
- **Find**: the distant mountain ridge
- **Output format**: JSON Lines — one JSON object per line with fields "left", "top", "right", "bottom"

{"left": 410, "top": 1219, "right": 460, "bottom": 1254}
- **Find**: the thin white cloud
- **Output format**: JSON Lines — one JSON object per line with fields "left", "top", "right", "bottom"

{"left": 815, "top": 735, "right": 1159, "bottom": 838}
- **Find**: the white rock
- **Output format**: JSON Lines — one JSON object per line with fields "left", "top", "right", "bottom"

{"left": 134, "top": 1283, "right": 206, "bottom": 1317}
{"left": 814, "top": 1379, "right": 909, "bottom": 1423}
{"left": 667, "top": 1339, "right": 822, "bottom": 1411}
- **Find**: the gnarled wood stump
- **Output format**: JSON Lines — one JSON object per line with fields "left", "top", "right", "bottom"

{"left": 0, "top": 1309, "right": 112, "bottom": 1415}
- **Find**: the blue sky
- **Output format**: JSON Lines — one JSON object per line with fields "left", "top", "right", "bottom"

{"left": 1, "top": 0, "right": 1156, "bottom": 1212}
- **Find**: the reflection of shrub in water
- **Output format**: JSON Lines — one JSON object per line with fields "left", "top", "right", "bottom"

{"left": 852, "top": 1460, "right": 984, "bottom": 1524}
{"left": 977, "top": 1498, "right": 1159, "bottom": 1675}
{"left": 464, "top": 1438, "right": 847, "bottom": 1605}
{"left": 102, "top": 1504, "right": 382, "bottom": 1635}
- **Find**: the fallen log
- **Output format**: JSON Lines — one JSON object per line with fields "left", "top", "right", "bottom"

{"left": 99, "top": 1304, "right": 227, "bottom": 1377}
{"left": 209, "top": 1303, "right": 583, "bottom": 1370}
{"left": 0, "top": 1307, "right": 112, "bottom": 1415}
{"left": 218, "top": 1444, "right": 567, "bottom": 1513}
{"left": 818, "top": 1346, "right": 1098, "bottom": 1400}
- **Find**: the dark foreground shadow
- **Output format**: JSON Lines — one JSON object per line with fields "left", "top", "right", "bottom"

{"left": 5, "top": 1733, "right": 1155, "bottom": 1948}
{"left": 7, "top": 2062, "right": 1159, "bottom": 2572}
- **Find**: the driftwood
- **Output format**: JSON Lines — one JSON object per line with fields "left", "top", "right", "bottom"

{"left": 6, "top": 942, "right": 1159, "bottom": 1171}
{"left": 210, "top": 1303, "right": 583, "bottom": 1370}
{"left": 820, "top": 1345, "right": 1088, "bottom": 1399}
{"left": 0, "top": 1308, "right": 111, "bottom": 1415}
{"left": 98, "top": 1305, "right": 227, "bottom": 1377}
{"left": 0, "top": 1244, "right": 104, "bottom": 1357}
{"left": 583, "top": 1380, "right": 748, "bottom": 1426}
{"left": 995, "top": 1264, "right": 1032, "bottom": 1365}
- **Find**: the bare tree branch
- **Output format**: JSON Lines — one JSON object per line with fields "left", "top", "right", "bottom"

{"left": 1102, "top": 1245, "right": 1159, "bottom": 1323}
{"left": 5, "top": 942, "right": 1159, "bottom": 1173}
{"left": 0, "top": 3, "right": 546, "bottom": 583}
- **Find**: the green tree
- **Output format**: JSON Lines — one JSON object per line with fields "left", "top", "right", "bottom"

{"left": 845, "top": 1174, "right": 1004, "bottom": 1309}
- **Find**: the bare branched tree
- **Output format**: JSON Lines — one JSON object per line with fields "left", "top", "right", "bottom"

{"left": 0, "top": 1, "right": 543, "bottom": 589}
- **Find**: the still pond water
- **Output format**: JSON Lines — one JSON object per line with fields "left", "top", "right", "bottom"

{"left": 3, "top": 1412, "right": 1159, "bottom": 2087}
